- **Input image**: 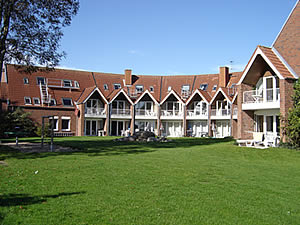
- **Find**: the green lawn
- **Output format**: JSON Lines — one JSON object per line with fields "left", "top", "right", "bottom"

{"left": 1, "top": 137, "right": 300, "bottom": 224}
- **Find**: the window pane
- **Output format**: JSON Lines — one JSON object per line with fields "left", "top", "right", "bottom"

{"left": 266, "top": 116, "right": 273, "bottom": 132}
{"left": 62, "top": 98, "right": 72, "bottom": 106}
{"left": 62, "top": 119, "right": 70, "bottom": 130}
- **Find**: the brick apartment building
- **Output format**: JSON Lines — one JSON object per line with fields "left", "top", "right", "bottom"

{"left": 0, "top": 1, "right": 299, "bottom": 141}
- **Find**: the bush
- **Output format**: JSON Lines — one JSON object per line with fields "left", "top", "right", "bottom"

{"left": 35, "top": 123, "right": 51, "bottom": 137}
{"left": 0, "top": 107, "right": 36, "bottom": 138}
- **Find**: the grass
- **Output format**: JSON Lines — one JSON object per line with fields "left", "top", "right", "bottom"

{"left": 1, "top": 137, "right": 300, "bottom": 224}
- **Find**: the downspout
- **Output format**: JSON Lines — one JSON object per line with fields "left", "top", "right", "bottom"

{"left": 191, "top": 75, "right": 196, "bottom": 92}
{"left": 91, "top": 72, "right": 98, "bottom": 88}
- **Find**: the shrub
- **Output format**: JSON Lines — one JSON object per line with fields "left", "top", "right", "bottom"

{"left": 0, "top": 107, "right": 36, "bottom": 137}
{"left": 286, "top": 80, "right": 300, "bottom": 147}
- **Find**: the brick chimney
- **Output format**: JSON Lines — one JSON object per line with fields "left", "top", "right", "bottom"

{"left": 219, "top": 66, "right": 230, "bottom": 87}
{"left": 125, "top": 69, "right": 132, "bottom": 86}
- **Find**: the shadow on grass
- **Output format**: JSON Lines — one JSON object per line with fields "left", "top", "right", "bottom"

{"left": 0, "top": 137, "right": 234, "bottom": 160}
{"left": 0, "top": 191, "right": 86, "bottom": 207}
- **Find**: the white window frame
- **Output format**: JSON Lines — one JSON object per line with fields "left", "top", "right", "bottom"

{"left": 50, "top": 99, "right": 56, "bottom": 106}
{"left": 63, "top": 80, "right": 72, "bottom": 87}
{"left": 181, "top": 85, "right": 190, "bottom": 91}
{"left": 104, "top": 84, "right": 108, "bottom": 90}
{"left": 212, "top": 85, "right": 217, "bottom": 91}
{"left": 200, "top": 84, "right": 208, "bottom": 91}
{"left": 23, "top": 77, "right": 29, "bottom": 84}
{"left": 61, "top": 116, "right": 71, "bottom": 131}
{"left": 74, "top": 81, "right": 80, "bottom": 88}
{"left": 24, "top": 97, "right": 32, "bottom": 105}
{"left": 33, "top": 97, "right": 40, "bottom": 105}
{"left": 114, "top": 83, "right": 121, "bottom": 90}
{"left": 150, "top": 86, "right": 154, "bottom": 92}
{"left": 136, "top": 85, "right": 144, "bottom": 93}
{"left": 62, "top": 98, "right": 73, "bottom": 107}
{"left": 36, "top": 77, "right": 45, "bottom": 85}
{"left": 49, "top": 116, "right": 59, "bottom": 131}
{"left": 168, "top": 86, "right": 172, "bottom": 92}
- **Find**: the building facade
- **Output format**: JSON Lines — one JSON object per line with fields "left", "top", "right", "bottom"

{"left": 0, "top": 1, "right": 299, "bottom": 141}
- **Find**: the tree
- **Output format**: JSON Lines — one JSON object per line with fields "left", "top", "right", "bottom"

{"left": 0, "top": 107, "right": 36, "bottom": 137}
{"left": 0, "top": 0, "right": 79, "bottom": 73}
{"left": 286, "top": 80, "right": 300, "bottom": 147}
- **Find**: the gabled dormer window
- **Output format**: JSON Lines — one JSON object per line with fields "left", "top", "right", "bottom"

{"left": 24, "top": 97, "right": 31, "bottom": 105}
{"left": 36, "top": 77, "right": 45, "bottom": 85}
{"left": 200, "top": 84, "right": 208, "bottom": 91}
{"left": 104, "top": 84, "right": 108, "bottom": 90}
{"left": 136, "top": 85, "right": 144, "bottom": 93}
{"left": 23, "top": 77, "right": 29, "bottom": 84}
{"left": 114, "top": 83, "right": 121, "bottom": 90}
{"left": 63, "top": 80, "right": 72, "bottom": 87}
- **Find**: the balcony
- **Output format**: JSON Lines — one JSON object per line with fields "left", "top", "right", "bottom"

{"left": 211, "top": 109, "right": 231, "bottom": 116}
{"left": 186, "top": 109, "right": 208, "bottom": 118}
{"left": 46, "top": 78, "right": 80, "bottom": 89}
{"left": 242, "top": 88, "right": 280, "bottom": 110}
{"left": 161, "top": 110, "right": 183, "bottom": 118}
{"left": 111, "top": 108, "right": 131, "bottom": 117}
{"left": 135, "top": 109, "right": 157, "bottom": 117}
{"left": 85, "top": 108, "right": 106, "bottom": 117}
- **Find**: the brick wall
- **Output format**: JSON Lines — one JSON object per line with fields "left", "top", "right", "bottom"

{"left": 237, "top": 83, "right": 254, "bottom": 139}
{"left": 23, "top": 107, "right": 76, "bottom": 135}
{"left": 280, "top": 78, "right": 296, "bottom": 142}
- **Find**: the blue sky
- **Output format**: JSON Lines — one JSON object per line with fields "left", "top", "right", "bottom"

{"left": 59, "top": 0, "right": 296, "bottom": 75}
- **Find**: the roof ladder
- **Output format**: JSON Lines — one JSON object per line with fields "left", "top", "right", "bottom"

{"left": 39, "top": 83, "right": 51, "bottom": 105}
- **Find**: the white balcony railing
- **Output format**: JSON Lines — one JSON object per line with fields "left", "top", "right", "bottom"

{"left": 187, "top": 109, "right": 208, "bottom": 116}
{"left": 111, "top": 108, "right": 131, "bottom": 116}
{"left": 243, "top": 88, "right": 280, "bottom": 104}
{"left": 85, "top": 108, "right": 106, "bottom": 116}
{"left": 46, "top": 78, "right": 79, "bottom": 89}
{"left": 135, "top": 109, "right": 157, "bottom": 116}
{"left": 211, "top": 109, "right": 231, "bottom": 116}
{"left": 161, "top": 110, "right": 183, "bottom": 117}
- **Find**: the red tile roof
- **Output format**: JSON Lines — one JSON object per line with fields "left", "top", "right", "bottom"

{"left": 4, "top": 64, "right": 242, "bottom": 107}
{"left": 259, "top": 46, "right": 295, "bottom": 79}
{"left": 76, "top": 86, "right": 97, "bottom": 104}
{"left": 273, "top": 1, "right": 300, "bottom": 76}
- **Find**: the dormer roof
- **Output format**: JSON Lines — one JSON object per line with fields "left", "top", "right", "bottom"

{"left": 160, "top": 89, "right": 184, "bottom": 105}
{"left": 185, "top": 89, "right": 211, "bottom": 105}
{"left": 108, "top": 88, "right": 134, "bottom": 105}
{"left": 134, "top": 90, "right": 159, "bottom": 105}
{"left": 210, "top": 87, "right": 232, "bottom": 104}
{"left": 76, "top": 86, "right": 108, "bottom": 104}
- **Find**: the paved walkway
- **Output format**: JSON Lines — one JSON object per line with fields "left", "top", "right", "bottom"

{"left": 1, "top": 142, "right": 77, "bottom": 153}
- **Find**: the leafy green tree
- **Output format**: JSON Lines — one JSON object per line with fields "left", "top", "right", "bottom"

{"left": 286, "top": 80, "right": 300, "bottom": 147}
{"left": 0, "top": 107, "right": 36, "bottom": 137}
{"left": 0, "top": 0, "right": 79, "bottom": 73}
